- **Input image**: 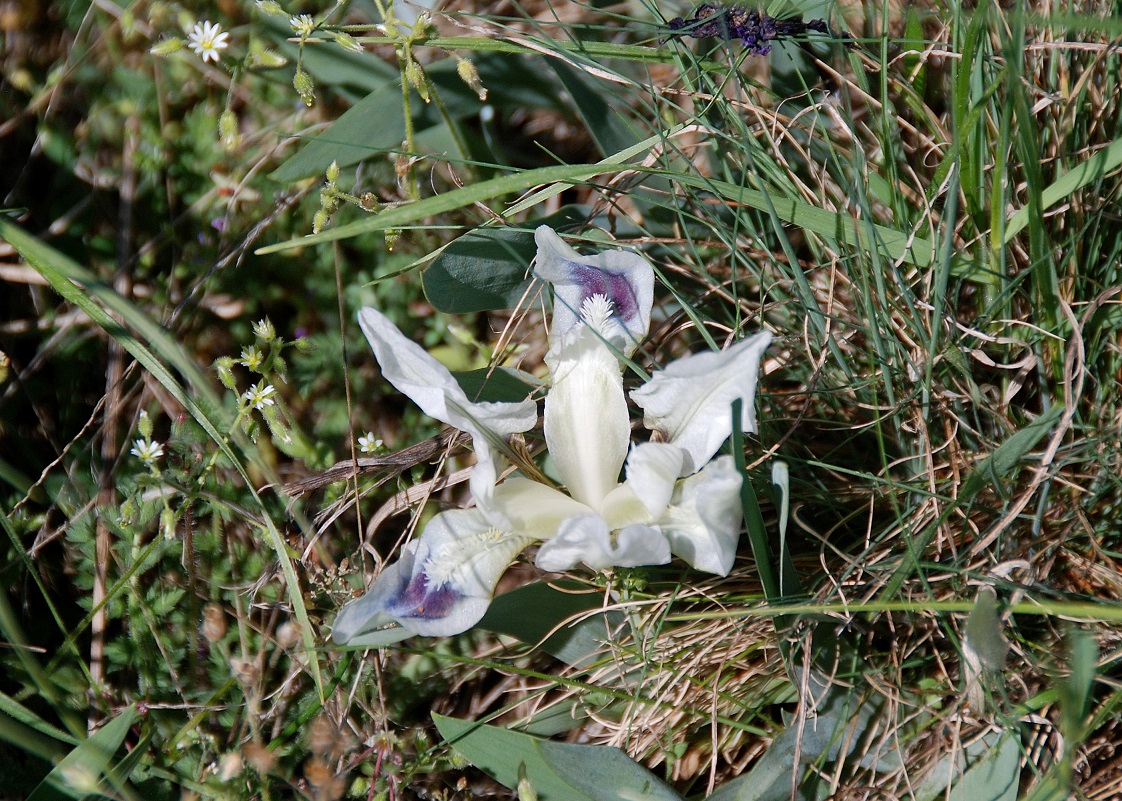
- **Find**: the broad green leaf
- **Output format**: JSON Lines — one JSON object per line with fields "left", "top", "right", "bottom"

{"left": 914, "top": 730, "right": 1020, "bottom": 801}
{"left": 964, "top": 587, "right": 1010, "bottom": 671}
{"left": 479, "top": 581, "right": 624, "bottom": 670}
{"left": 423, "top": 208, "right": 586, "bottom": 313}
{"left": 271, "top": 53, "right": 565, "bottom": 182}
{"left": 270, "top": 80, "right": 410, "bottom": 182}
{"left": 423, "top": 227, "right": 540, "bottom": 313}
{"left": 434, "top": 714, "right": 682, "bottom": 801}
{"left": 27, "top": 706, "right": 139, "bottom": 801}
{"left": 959, "top": 404, "right": 1062, "bottom": 503}
{"left": 453, "top": 367, "right": 539, "bottom": 404}
{"left": 706, "top": 673, "right": 899, "bottom": 801}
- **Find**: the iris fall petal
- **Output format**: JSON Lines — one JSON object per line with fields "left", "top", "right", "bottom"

{"left": 533, "top": 226, "right": 654, "bottom": 357}
{"left": 333, "top": 508, "right": 534, "bottom": 640}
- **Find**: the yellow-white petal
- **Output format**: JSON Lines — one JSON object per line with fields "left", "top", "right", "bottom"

{"left": 544, "top": 324, "right": 630, "bottom": 510}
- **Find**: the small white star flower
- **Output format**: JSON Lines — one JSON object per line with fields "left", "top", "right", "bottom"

{"left": 131, "top": 438, "right": 165, "bottom": 464}
{"left": 289, "top": 14, "right": 315, "bottom": 37}
{"left": 252, "top": 318, "right": 276, "bottom": 341}
{"left": 243, "top": 383, "right": 276, "bottom": 410}
{"left": 358, "top": 433, "right": 384, "bottom": 454}
{"left": 239, "top": 345, "right": 264, "bottom": 371}
{"left": 187, "top": 21, "right": 229, "bottom": 63}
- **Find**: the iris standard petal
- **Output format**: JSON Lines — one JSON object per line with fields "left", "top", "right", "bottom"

{"left": 334, "top": 508, "right": 534, "bottom": 639}
{"left": 656, "top": 455, "right": 744, "bottom": 576}
{"left": 533, "top": 226, "right": 654, "bottom": 357}
{"left": 630, "top": 330, "right": 772, "bottom": 475}
{"left": 544, "top": 323, "right": 631, "bottom": 510}
{"left": 535, "top": 513, "right": 671, "bottom": 572}
{"left": 358, "top": 307, "right": 538, "bottom": 502}
{"left": 622, "top": 442, "right": 686, "bottom": 517}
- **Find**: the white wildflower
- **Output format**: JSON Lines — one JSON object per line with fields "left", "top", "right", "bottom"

{"left": 187, "top": 21, "right": 229, "bottom": 63}
{"left": 289, "top": 14, "right": 315, "bottom": 37}
{"left": 243, "top": 383, "right": 277, "bottom": 410}
{"left": 358, "top": 433, "right": 384, "bottom": 454}
{"left": 131, "top": 438, "right": 165, "bottom": 464}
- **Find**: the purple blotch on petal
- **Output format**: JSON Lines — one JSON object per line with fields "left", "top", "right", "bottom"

{"left": 386, "top": 570, "right": 461, "bottom": 622}
{"left": 568, "top": 262, "right": 641, "bottom": 328}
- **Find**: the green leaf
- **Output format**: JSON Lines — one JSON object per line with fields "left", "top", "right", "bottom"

{"left": 434, "top": 714, "right": 682, "bottom": 801}
{"left": 423, "top": 208, "right": 586, "bottom": 313}
{"left": 270, "top": 80, "right": 410, "bottom": 182}
{"left": 27, "top": 705, "right": 139, "bottom": 801}
{"left": 667, "top": 171, "right": 937, "bottom": 268}
{"left": 0, "top": 692, "right": 78, "bottom": 747}
{"left": 424, "top": 227, "right": 540, "bottom": 313}
{"left": 479, "top": 581, "right": 624, "bottom": 670}
{"left": 706, "top": 672, "right": 899, "bottom": 801}
{"left": 271, "top": 53, "right": 566, "bottom": 182}
{"left": 913, "top": 730, "right": 1020, "bottom": 801}
{"left": 257, "top": 163, "right": 617, "bottom": 253}
{"left": 958, "top": 404, "right": 1062, "bottom": 503}
{"left": 453, "top": 367, "right": 539, "bottom": 404}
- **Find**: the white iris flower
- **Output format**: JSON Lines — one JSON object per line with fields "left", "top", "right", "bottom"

{"left": 332, "top": 226, "right": 771, "bottom": 643}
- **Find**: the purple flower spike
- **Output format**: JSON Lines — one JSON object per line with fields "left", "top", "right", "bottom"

{"left": 667, "top": 4, "right": 830, "bottom": 56}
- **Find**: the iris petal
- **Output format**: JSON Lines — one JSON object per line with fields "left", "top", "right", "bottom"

{"left": 333, "top": 508, "right": 534, "bottom": 639}
{"left": 533, "top": 226, "right": 654, "bottom": 357}
{"left": 631, "top": 330, "right": 772, "bottom": 475}
{"left": 544, "top": 324, "right": 630, "bottom": 509}
{"left": 535, "top": 513, "right": 671, "bottom": 571}
{"left": 656, "top": 456, "right": 744, "bottom": 576}
{"left": 358, "top": 307, "right": 538, "bottom": 503}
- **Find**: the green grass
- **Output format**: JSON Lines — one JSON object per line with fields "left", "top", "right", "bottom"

{"left": 2, "top": 0, "right": 1122, "bottom": 798}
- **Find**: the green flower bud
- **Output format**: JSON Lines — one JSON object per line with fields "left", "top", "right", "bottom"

{"left": 246, "top": 44, "right": 287, "bottom": 68}
{"left": 255, "top": 0, "right": 285, "bottom": 15}
{"left": 150, "top": 38, "right": 185, "bottom": 56}
{"left": 332, "top": 31, "right": 362, "bottom": 52}
{"left": 293, "top": 67, "right": 315, "bottom": 106}
{"left": 218, "top": 109, "right": 239, "bottom": 151}
{"left": 456, "top": 57, "right": 487, "bottom": 101}
{"left": 214, "top": 356, "right": 237, "bottom": 390}
{"left": 404, "top": 61, "right": 429, "bottom": 102}
{"left": 138, "top": 409, "right": 154, "bottom": 439}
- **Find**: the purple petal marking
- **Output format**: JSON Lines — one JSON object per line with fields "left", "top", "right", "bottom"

{"left": 568, "top": 262, "right": 642, "bottom": 329}
{"left": 387, "top": 570, "right": 461, "bottom": 622}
